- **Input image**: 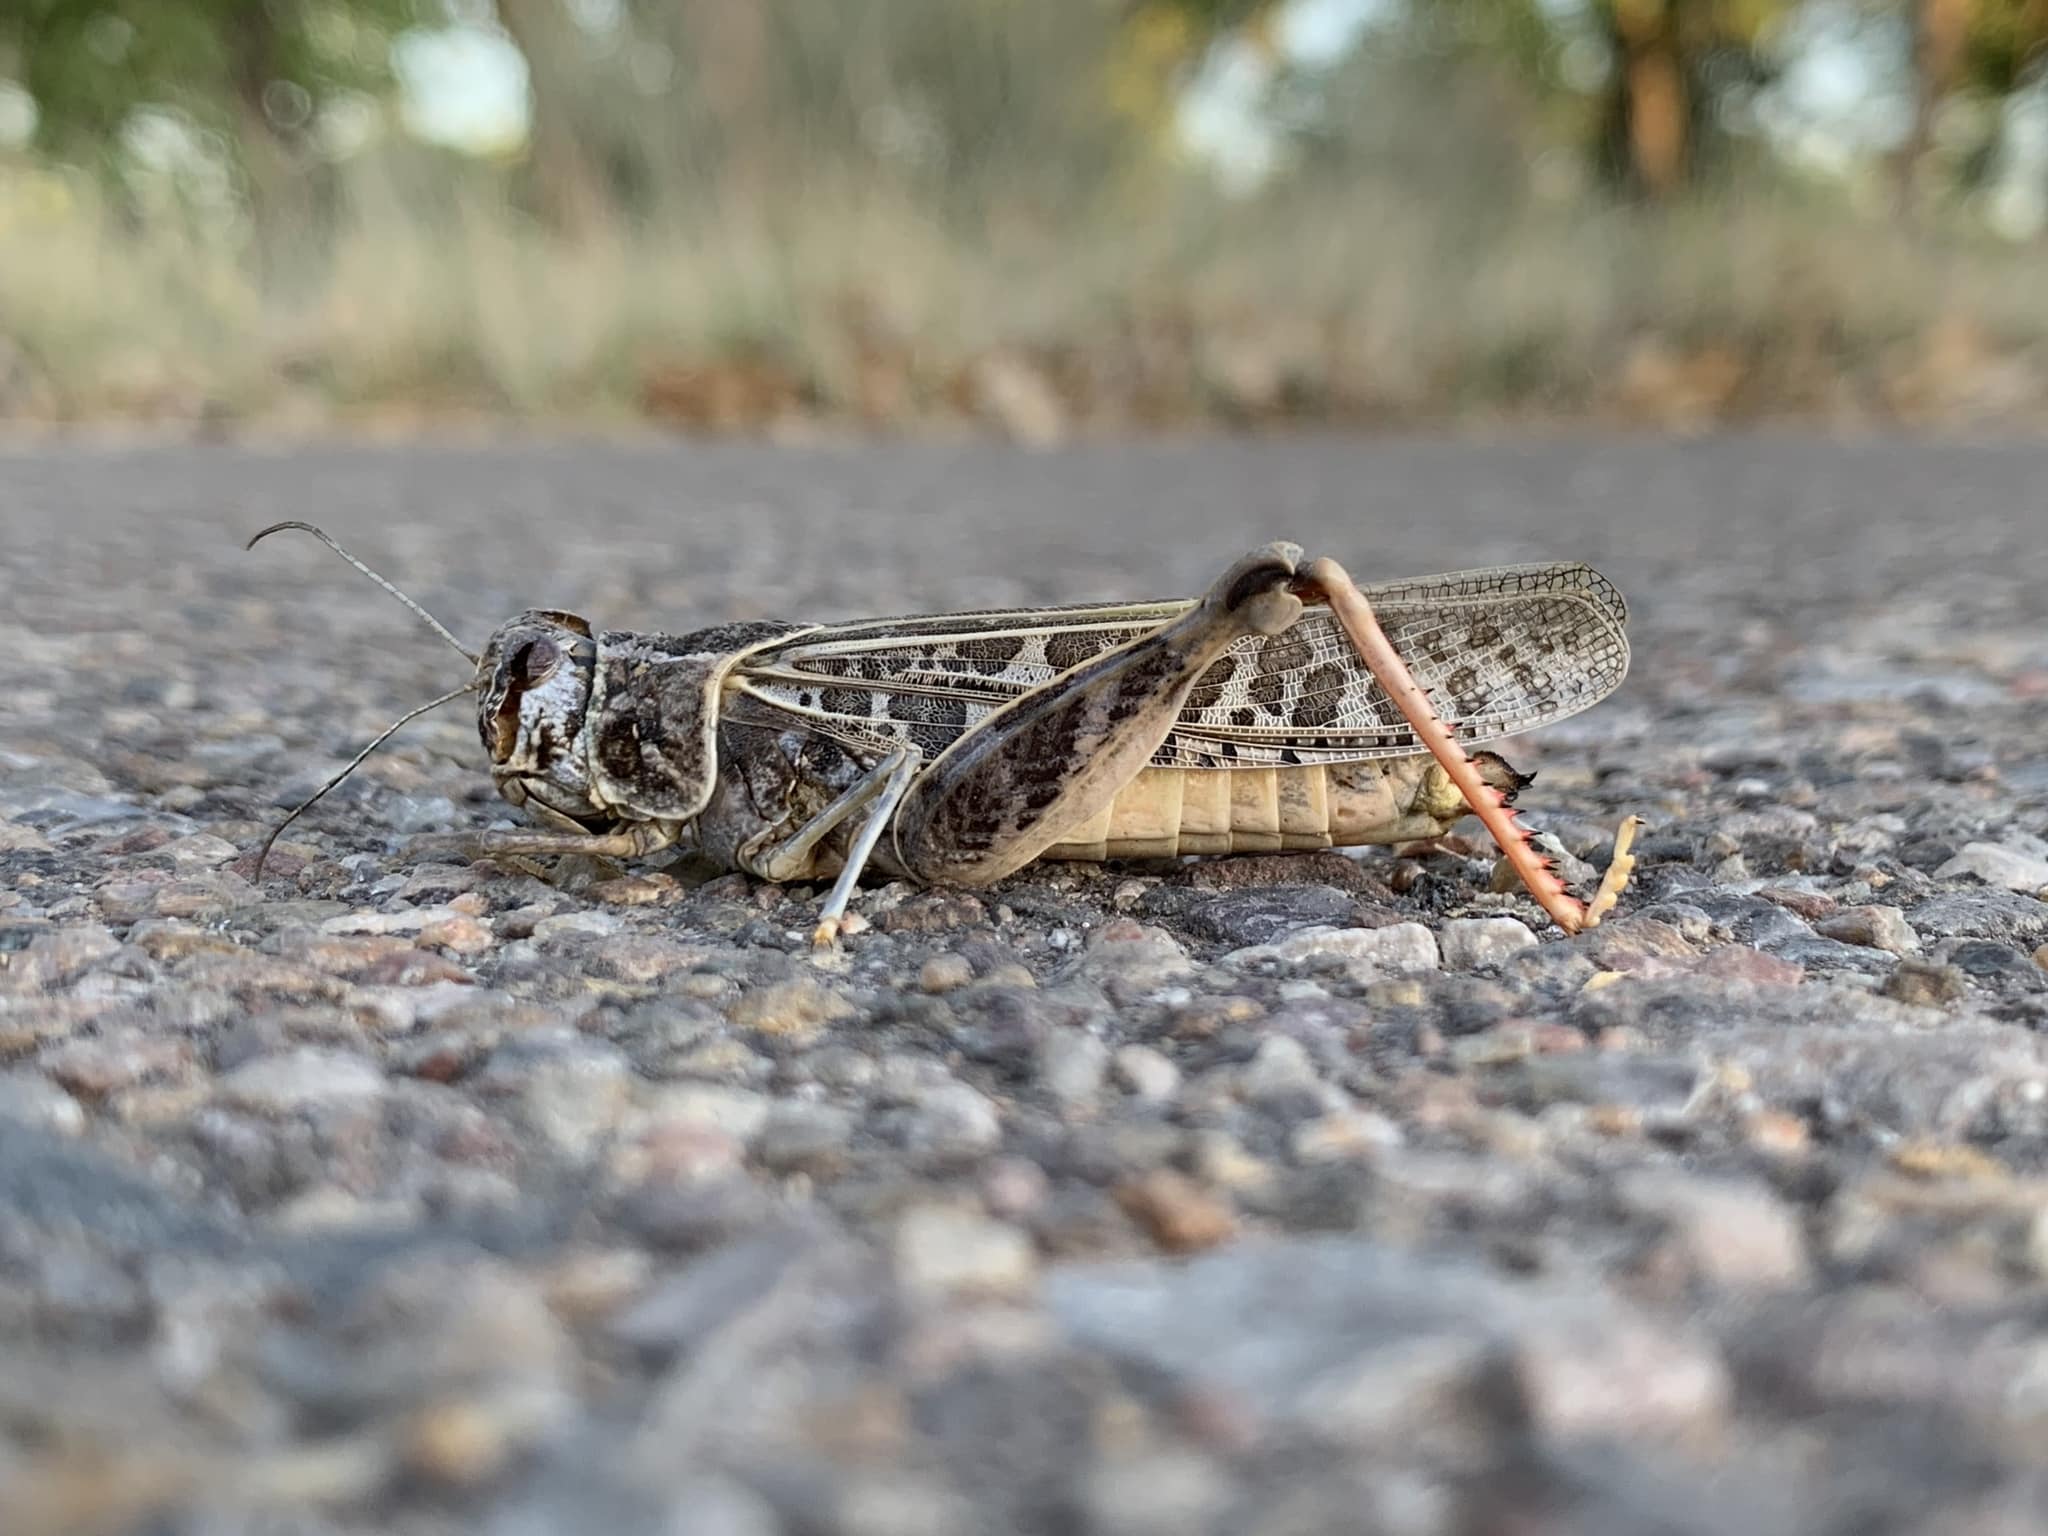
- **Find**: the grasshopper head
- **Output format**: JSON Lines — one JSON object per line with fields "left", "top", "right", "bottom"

{"left": 477, "top": 611, "right": 606, "bottom": 825}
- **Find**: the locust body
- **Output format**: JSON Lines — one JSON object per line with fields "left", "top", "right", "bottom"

{"left": 251, "top": 530, "right": 1635, "bottom": 941}
{"left": 690, "top": 709, "right": 1527, "bottom": 875}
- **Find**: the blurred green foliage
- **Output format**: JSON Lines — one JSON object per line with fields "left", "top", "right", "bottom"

{"left": 3, "top": 0, "right": 2046, "bottom": 219}
{"left": 2, "top": 1, "right": 416, "bottom": 177}
{"left": 495, "top": 0, "right": 1166, "bottom": 229}
{"left": 3, "top": 0, "right": 2048, "bottom": 429}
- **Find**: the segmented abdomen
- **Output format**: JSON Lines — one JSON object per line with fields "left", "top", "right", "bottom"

{"left": 1041, "top": 757, "right": 1463, "bottom": 862}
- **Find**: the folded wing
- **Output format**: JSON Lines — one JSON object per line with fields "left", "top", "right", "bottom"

{"left": 732, "top": 562, "right": 1629, "bottom": 768}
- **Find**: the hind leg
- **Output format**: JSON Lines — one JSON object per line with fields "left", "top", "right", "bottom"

{"left": 892, "top": 543, "right": 1307, "bottom": 887}
{"left": 1296, "top": 555, "right": 1636, "bottom": 933}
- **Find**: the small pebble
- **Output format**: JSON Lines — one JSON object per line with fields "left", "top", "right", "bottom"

{"left": 1882, "top": 959, "right": 1968, "bottom": 1007}
{"left": 1237, "top": 922, "right": 1441, "bottom": 977}
{"left": 1815, "top": 905, "right": 1919, "bottom": 955}
{"left": 1038, "top": 1030, "right": 1110, "bottom": 1107}
{"left": 1112, "top": 1044, "right": 1179, "bottom": 1102}
{"left": 1240, "top": 1035, "right": 1319, "bottom": 1100}
{"left": 1115, "top": 1169, "right": 1237, "bottom": 1252}
{"left": 0, "top": 1071, "right": 87, "bottom": 1135}
{"left": 894, "top": 1205, "right": 1037, "bottom": 1298}
{"left": 1934, "top": 843, "right": 2048, "bottom": 894}
{"left": 1439, "top": 917, "right": 1538, "bottom": 970}
{"left": 530, "top": 910, "right": 624, "bottom": 943}
{"left": 416, "top": 915, "right": 493, "bottom": 954}
{"left": 1619, "top": 1173, "right": 1812, "bottom": 1291}
{"left": 728, "top": 978, "right": 858, "bottom": 1039}
{"left": 219, "top": 1047, "right": 387, "bottom": 1114}
{"left": 898, "top": 1082, "right": 1003, "bottom": 1159}
{"left": 920, "top": 954, "right": 975, "bottom": 994}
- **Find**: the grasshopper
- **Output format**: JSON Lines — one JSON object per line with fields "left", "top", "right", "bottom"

{"left": 248, "top": 524, "right": 1638, "bottom": 945}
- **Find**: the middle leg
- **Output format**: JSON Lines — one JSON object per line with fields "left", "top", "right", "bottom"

{"left": 724, "top": 747, "right": 922, "bottom": 948}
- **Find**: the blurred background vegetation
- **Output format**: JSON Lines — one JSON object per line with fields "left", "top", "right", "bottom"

{"left": 2, "top": 0, "right": 2047, "bottom": 434}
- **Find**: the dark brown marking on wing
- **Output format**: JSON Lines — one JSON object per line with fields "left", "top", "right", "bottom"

{"left": 1185, "top": 652, "right": 1239, "bottom": 712}
{"left": 1254, "top": 634, "right": 1299, "bottom": 676}
{"left": 821, "top": 686, "right": 872, "bottom": 718}
{"left": 1295, "top": 661, "right": 1347, "bottom": 728}
{"left": 969, "top": 634, "right": 1026, "bottom": 668}
{"left": 1044, "top": 632, "right": 1099, "bottom": 673}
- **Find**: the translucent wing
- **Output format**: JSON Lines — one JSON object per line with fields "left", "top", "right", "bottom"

{"left": 731, "top": 562, "right": 1629, "bottom": 767}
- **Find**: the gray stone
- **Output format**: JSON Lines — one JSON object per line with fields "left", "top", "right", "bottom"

{"left": 641, "top": 1084, "right": 772, "bottom": 1140}
{"left": 1618, "top": 1173, "right": 1812, "bottom": 1291}
{"left": 483, "top": 1038, "right": 635, "bottom": 1158}
{"left": 1815, "top": 905, "right": 1919, "bottom": 955}
{"left": 0, "top": 1072, "right": 86, "bottom": 1135}
{"left": 1082, "top": 1451, "right": 1234, "bottom": 1536}
{"left": 1111, "top": 1044, "right": 1180, "bottom": 1102}
{"left": 1440, "top": 916, "right": 1538, "bottom": 970}
{"left": 530, "top": 910, "right": 626, "bottom": 942}
{"left": 751, "top": 1102, "right": 856, "bottom": 1175}
{"left": 1241, "top": 1035, "right": 1320, "bottom": 1100}
{"left": 1908, "top": 890, "right": 2048, "bottom": 947}
{"left": 1072, "top": 920, "right": 1195, "bottom": 997}
{"left": 1037, "top": 1029, "right": 1110, "bottom": 1107}
{"left": 609, "top": 1227, "right": 829, "bottom": 1358}
{"left": 891, "top": 1082, "right": 1003, "bottom": 1159}
{"left": 219, "top": 1047, "right": 386, "bottom": 1114}
{"left": 1230, "top": 922, "right": 1440, "bottom": 978}
{"left": 1185, "top": 887, "right": 1356, "bottom": 948}
{"left": 1935, "top": 843, "right": 2048, "bottom": 894}
{"left": 1048, "top": 1235, "right": 1728, "bottom": 1447}
{"left": 660, "top": 1477, "right": 783, "bottom": 1536}
{"left": 893, "top": 1204, "right": 1037, "bottom": 1298}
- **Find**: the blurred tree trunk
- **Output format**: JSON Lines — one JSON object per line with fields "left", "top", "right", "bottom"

{"left": 676, "top": 0, "right": 770, "bottom": 214}
{"left": 226, "top": 0, "right": 336, "bottom": 281}
{"left": 1606, "top": 0, "right": 1689, "bottom": 198}
{"left": 497, "top": 0, "right": 610, "bottom": 237}
{"left": 1894, "top": 0, "right": 1972, "bottom": 218}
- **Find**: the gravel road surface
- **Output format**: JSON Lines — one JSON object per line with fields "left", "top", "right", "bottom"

{"left": 5, "top": 433, "right": 2048, "bottom": 1534}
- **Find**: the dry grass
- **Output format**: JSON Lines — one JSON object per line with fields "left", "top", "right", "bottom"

{"left": 5, "top": 151, "right": 2048, "bottom": 437}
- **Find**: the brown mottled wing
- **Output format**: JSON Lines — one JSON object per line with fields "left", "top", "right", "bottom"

{"left": 731, "top": 563, "right": 1629, "bottom": 767}
{"left": 1162, "top": 562, "right": 1630, "bottom": 766}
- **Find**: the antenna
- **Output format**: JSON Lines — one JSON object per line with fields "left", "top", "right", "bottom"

{"left": 247, "top": 521, "right": 478, "bottom": 666}
{"left": 251, "top": 682, "right": 478, "bottom": 878}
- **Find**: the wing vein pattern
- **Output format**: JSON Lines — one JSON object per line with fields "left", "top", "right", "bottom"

{"left": 732, "top": 562, "right": 1628, "bottom": 769}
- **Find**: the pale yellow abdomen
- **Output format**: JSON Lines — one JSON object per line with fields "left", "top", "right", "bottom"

{"left": 1041, "top": 756, "right": 1477, "bottom": 862}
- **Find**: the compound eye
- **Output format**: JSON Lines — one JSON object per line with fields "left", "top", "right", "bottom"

{"left": 513, "top": 637, "right": 561, "bottom": 686}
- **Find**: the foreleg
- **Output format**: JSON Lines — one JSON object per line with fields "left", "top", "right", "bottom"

{"left": 409, "top": 821, "right": 679, "bottom": 862}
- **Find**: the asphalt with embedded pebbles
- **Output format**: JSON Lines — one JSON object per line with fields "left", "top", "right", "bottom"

{"left": 4, "top": 433, "right": 2048, "bottom": 1534}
